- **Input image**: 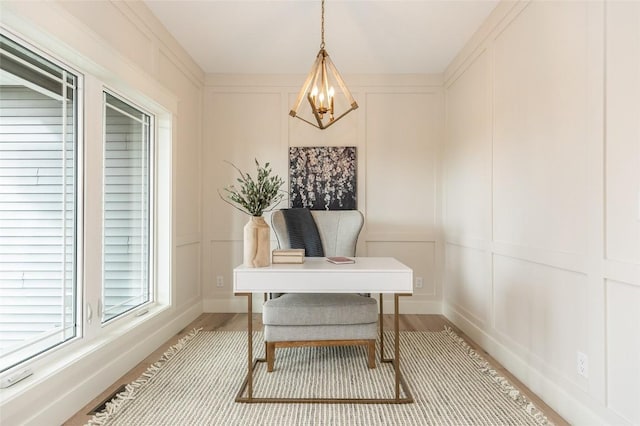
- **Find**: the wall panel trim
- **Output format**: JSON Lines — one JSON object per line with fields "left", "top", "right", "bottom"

{"left": 114, "top": 0, "right": 205, "bottom": 87}
{"left": 604, "top": 260, "right": 640, "bottom": 287}
{"left": 366, "top": 233, "right": 436, "bottom": 242}
{"left": 176, "top": 234, "right": 201, "bottom": 247}
{"left": 493, "top": 241, "right": 588, "bottom": 275}
{"left": 445, "top": 0, "right": 527, "bottom": 85}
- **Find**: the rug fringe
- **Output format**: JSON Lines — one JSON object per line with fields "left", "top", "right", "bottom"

{"left": 443, "top": 326, "right": 553, "bottom": 426}
{"left": 85, "top": 327, "right": 203, "bottom": 426}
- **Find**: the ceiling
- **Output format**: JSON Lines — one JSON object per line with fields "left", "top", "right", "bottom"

{"left": 144, "top": 0, "right": 499, "bottom": 75}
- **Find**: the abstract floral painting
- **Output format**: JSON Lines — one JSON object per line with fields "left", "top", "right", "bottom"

{"left": 289, "top": 146, "right": 357, "bottom": 210}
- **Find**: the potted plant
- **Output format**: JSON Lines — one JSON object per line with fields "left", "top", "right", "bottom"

{"left": 219, "top": 159, "right": 285, "bottom": 267}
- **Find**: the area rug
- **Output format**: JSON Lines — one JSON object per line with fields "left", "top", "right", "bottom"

{"left": 87, "top": 329, "right": 552, "bottom": 425}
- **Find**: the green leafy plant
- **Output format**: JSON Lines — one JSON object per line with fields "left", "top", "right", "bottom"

{"left": 218, "top": 159, "right": 285, "bottom": 216}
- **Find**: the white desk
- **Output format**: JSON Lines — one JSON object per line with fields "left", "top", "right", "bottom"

{"left": 233, "top": 257, "right": 414, "bottom": 404}
{"left": 234, "top": 257, "right": 413, "bottom": 293}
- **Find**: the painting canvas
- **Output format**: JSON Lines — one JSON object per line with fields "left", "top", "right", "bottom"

{"left": 289, "top": 146, "right": 357, "bottom": 210}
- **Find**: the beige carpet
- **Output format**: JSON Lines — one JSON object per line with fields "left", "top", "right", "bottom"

{"left": 87, "top": 329, "right": 552, "bottom": 425}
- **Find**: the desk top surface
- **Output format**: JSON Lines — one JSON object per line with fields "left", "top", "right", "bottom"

{"left": 233, "top": 257, "right": 413, "bottom": 293}
{"left": 234, "top": 257, "right": 411, "bottom": 273}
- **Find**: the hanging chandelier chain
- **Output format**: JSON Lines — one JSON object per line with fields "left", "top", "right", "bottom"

{"left": 320, "top": 0, "right": 325, "bottom": 49}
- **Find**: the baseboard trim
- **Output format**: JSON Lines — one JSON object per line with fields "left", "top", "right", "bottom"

{"left": 442, "top": 303, "right": 616, "bottom": 426}
{"left": 203, "top": 296, "right": 441, "bottom": 315}
{"left": 3, "top": 302, "right": 202, "bottom": 426}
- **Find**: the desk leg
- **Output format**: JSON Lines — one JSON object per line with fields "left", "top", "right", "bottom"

{"left": 247, "top": 293, "right": 253, "bottom": 400}
{"left": 379, "top": 293, "right": 384, "bottom": 362}
{"left": 394, "top": 293, "right": 400, "bottom": 399}
{"left": 263, "top": 293, "right": 268, "bottom": 373}
{"left": 380, "top": 293, "right": 411, "bottom": 402}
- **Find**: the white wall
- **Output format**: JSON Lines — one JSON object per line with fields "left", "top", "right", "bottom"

{"left": 202, "top": 74, "right": 443, "bottom": 314}
{"left": 0, "top": 1, "right": 203, "bottom": 424}
{"left": 443, "top": 1, "right": 639, "bottom": 424}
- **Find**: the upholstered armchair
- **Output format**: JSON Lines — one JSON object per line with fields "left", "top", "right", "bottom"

{"left": 262, "top": 209, "right": 378, "bottom": 372}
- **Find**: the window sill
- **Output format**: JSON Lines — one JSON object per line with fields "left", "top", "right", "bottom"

{"left": 0, "top": 303, "right": 171, "bottom": 402}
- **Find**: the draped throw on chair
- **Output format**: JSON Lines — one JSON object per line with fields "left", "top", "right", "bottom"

{"left": 281, "top": 208, "right": 324, "bottom": 257}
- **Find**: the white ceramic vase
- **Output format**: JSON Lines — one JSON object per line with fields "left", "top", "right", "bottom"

{"left": 243, "top": 216, "right": 270, "bottom": 268}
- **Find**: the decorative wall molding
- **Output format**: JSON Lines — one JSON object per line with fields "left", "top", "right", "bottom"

{"left": 442, "top": 1, "right": 640, "bottom": 424}
{"left": 443, "top": 1, "right": 640, "bottom": 424}
{"left": 444, "top": 0, "right": 527, "bottom": 85}
{"left": 492, "top": 241, "right": 588, "bottom": 276}
{"left": 365, "top": 233, "right": 436, "bottom": 242}
{"left": 175, "top": 234, "right": 202, "bottom": 247}
{"left": 445, "top": 237, "right": 492, "bottom": 252}
{"left": 205, "top": 73, "right": 443, "bottom": 88}
{"left": 0, "top": 2, "right": 179, "bottom": 113}
{"left": 605, "top": 259, "right": 640, "bottom": 288}
{"left": 112, "top": 0, "right": 205, "bottom": 87}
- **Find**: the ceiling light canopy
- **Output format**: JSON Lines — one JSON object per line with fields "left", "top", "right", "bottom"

{"left": 289, "top": 0, "right": 358, "bottom": 130}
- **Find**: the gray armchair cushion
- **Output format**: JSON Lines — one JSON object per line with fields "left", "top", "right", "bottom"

{"left": 263, "top": 293, "right": 377, "bottom": 326}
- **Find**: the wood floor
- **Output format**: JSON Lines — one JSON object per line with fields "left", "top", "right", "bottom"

{"left": 65, "top": 313, "right": 568, "bottom": 425}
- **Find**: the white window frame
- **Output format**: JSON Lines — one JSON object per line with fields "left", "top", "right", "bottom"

{"left": 0, "top": 30, "right": 85, "bottom": 374}
{"left": 100, "top": 89, "right": 156, "bottom": 325}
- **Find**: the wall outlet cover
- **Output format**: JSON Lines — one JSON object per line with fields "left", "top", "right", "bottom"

{"left": 577, "top": 351, "right": 589, "bottom": 378}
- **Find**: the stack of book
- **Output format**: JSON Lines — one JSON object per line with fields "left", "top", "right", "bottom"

{"left": 272, "top": 248, "right": 305, "bottom": 264}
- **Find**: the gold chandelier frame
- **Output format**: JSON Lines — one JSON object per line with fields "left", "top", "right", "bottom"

{"left": 289, "top": 0, "right": 358, "bottom": 130}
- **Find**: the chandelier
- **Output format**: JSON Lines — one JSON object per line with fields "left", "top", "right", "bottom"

{"left": 289, "top": 0, "right": 358, "bottom": 130}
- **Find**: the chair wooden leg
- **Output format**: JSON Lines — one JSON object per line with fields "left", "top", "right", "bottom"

{"left": 266, "top": 342, "right": 275, "bottom": 372}
{"left": 367, "top": 340, "right": 376, "bottom": 369}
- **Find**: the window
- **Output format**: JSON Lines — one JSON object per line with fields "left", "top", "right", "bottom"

{"left": 0, "top": 34, "right": 79, "bottom": 372}
{"left": 102, "top": 92, "right": 152, "bottom": 323}
{"left": 0, "top": 30, "right": 168, "bottom": 382}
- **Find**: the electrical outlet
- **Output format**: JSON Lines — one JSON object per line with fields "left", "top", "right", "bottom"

{"left": 577, "top": 351, "right": 589, "bottom": 378}
{"left": 415, "top": 277, "right": 424, "bottom": 289}
{"left": 216, "top": 276, "right": 224, "bottom": 288}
